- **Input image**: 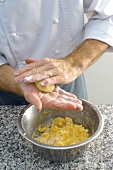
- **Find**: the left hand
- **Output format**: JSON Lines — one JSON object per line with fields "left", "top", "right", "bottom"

{"left": 14, "top": 57, "right": 79, "bottom": 86}
{"left": 39, "top": 85, "right": 83, "bottom": 111}
{"left": 20, "top": 82, "right": 83, "bottom": 111}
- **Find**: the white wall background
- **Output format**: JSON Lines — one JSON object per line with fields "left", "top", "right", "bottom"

{"left": 84, "top": 52, "right": 113, "bottom": 104}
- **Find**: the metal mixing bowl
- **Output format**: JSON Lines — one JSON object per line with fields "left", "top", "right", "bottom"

{"left": 17, "top": 100, "right": 104, "bottom": 162}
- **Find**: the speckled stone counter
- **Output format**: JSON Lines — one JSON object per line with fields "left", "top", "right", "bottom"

{"left": 0, "top": 105, "right": 113, "bottom": 170}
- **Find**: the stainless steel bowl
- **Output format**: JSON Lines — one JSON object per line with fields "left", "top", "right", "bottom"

{"left": 17, "top": 100, "right": 104, "bottom": 162}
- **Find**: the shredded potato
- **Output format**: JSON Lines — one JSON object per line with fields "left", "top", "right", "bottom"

{"left": 34, "top": 117, "right": 89, "bottom": 146}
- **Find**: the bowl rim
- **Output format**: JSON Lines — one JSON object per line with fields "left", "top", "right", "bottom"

{"left": 17, "top": 100, "right": 104, "bottom": 150}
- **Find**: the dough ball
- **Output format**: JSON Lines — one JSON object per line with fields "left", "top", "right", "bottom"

{"left": 35, "top": 80, "right": 55, "bottom": 92}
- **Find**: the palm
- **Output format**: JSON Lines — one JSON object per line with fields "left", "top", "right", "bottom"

{"left": 20, "top": 83, "right": 83, "bottom": 111}
{"left": 41, "top": 86, "right": 83, "bottom": 111}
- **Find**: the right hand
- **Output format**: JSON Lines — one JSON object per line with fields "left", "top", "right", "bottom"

{"left": 14, "top": 57, "right": 80, "bottom": 87}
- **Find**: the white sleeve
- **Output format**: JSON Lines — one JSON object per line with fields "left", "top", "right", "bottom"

{"left": 83, "top": 0, "right": 113, "bottom": 51}
{"left": 0, "top": 53, "right": 8, "bottom": 66}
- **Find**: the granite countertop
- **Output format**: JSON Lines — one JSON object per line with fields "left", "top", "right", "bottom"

{"left": 0, "top": 105, "right": 113, "bottom": 170}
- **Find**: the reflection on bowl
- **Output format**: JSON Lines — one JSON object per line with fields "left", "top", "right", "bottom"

{"left": 17, "top": 100, "right": 104, "bottom": 162}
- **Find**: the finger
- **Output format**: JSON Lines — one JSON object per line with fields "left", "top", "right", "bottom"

{"left": 25, "top": 92, "right": 42, "bottom": 112}
{"left": 58, "top": 95, "right": 82, "bottom": 104}
{"left": 23, "top": 68, "right": 61, "bottom": 83}
{"left": 14, "top": 58, "right": 48, "bottom": 76}
{"left": 24, "top": 74, "right": 48, "bottom": 83}
{"left": 58, "top": 95, "right": 82, "bottom": 105}
{"left": 41, "top": 75, "right": 64, "bottom": 86}
{"left": 58, "top": 101, "right": 83, "bottom": 111}
{"left": 15, "top": 71, "right": 49, "bottom": 83}
{"left": 14, "top": 62, "right": 39, "bottom": 76}
{"left": 15, "top": 66, "right": 58, "bottom": 83}
{"left": 57, "top": 98, "right": 83, "bottom": 110}
{"left": 45, "top": 99, "right": 83, "bottom": 111}
{"left": 14, "top": 67, "right": 50, "bottom": 83}
{"left": 15, "top": 68, "right": 38, "bottom": 82}
{"left": 55, "top": 86, "right": 78, "bottom": 99}
{"left": 15, "top": 67, "right": 60, "bottom": 83}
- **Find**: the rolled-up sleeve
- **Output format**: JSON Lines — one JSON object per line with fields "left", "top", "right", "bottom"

{"left": 0, "top": 53, "right": 8, "bottom": 66}
{"left": 84, "top": 0, "right": 113, "bottom": 49}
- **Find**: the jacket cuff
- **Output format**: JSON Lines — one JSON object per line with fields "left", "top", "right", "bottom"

{"left": 0, "top": 54, "right": 8, "bottom": 66}
{"left": 84, "top": 19, "right": 113, "bottom": 51}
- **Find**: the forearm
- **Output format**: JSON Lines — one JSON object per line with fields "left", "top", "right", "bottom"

{"left": 0, "top": 64, "right": 23, "bottom": 96}
{"left": 66, "top": 39, "right": 109, "bottom": 76}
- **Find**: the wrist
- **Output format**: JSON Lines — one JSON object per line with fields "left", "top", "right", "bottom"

{"left": 66, "top": 39, "right": 109, "bottom": 71}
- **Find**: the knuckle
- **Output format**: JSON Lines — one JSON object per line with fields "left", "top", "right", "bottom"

{"left": 26, "top": 65, "right": 33, "bottom": 71}
{"left": 60, "top": 76, "right": 65, "bottom": 83}
{"left": 56, "top": 67, "right": 62, "bottom": 73}
{"left": 63, "top": 74, "right": 67, "bottom": 79}
{"left": 60, "top": 74, "right": 67, "bottom": 83}
{"left": 43, "top": 58, "right": 50, "bottom": 62}
{"left": 49, "top": 62, "right": 55, "bottom": 67}
{"left": 32, "top": 68, "right": 37, "bottom": 74}
{"left": 48, "top": 61, "right": 56, "bottom": 68}
{"left": 51, "top": 77, "right": 56, "bottom": 83}
{"left": 51, "top": 62, "right": 56, "bottom": 67}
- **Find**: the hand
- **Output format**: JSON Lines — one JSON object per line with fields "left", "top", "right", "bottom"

{"left": 14, "top": 39, "right": 109, "bottom": 87}
{"left": 20, "top": 83, "right": 83, "bottom": 111}
{"left": 14, "top": 57, "right": 79, "bottom": 86}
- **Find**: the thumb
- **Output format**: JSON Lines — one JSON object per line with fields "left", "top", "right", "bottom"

{"left": 25, "top": 92, "right": 42, "bottom": 112}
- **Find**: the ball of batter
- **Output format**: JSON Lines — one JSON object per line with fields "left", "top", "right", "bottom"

{"left": 35, "top": 80, "right": 55, "bottom": 92}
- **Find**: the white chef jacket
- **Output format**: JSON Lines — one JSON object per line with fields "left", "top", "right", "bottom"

{"left": 0, "top": 0, "right": 113, "bottom": 69}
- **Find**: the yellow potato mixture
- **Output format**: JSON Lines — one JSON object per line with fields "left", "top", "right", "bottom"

{"left": 35, "top": 80, "right": 55, "bottom": 92}
{"left": 34, "top": 117, "right": 89, "bottom": 146}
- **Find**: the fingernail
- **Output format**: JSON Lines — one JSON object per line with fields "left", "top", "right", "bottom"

{"left": 76, "top": 104, "right": 83, "bottom": 110}
{"left": 41, "top": 81, "right": 50, "bottom": 86}
{"left": 14, "top": 72, "right": 20, "bottom": 76}
{"left": 15, "top": 78, "right": 24, "bottom": 83}
{"left": 24, "top": 75, "right": 33, "bottom": 82}
{"left": 37, "top": 106, "right": 42, "bottom": 112}
{"left": 40, "top": 81, "right": 45, "bottom": 86}
{"left": 76, "top": 104, "right": 82, "bottom": 108}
